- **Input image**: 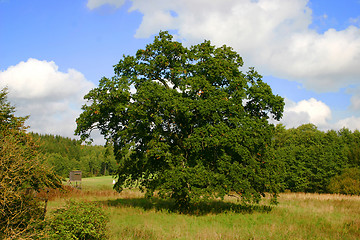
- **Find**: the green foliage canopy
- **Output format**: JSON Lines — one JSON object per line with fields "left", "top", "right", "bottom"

{"left": 76, "top": 31, "right": 285, "bottom": 210}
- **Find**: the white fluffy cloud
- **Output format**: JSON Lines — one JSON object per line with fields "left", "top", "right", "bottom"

{"left": 0, "top": 58, "right": 95, "bottom": 139}
{"left": 335, "top": 116, "right": 360, "bottom": 130}
{"left": 281, "top": 98, "right": 332, "bottom": 129}
{"left": 272, "top": 26, "right": 360, "bottom": 92}
{"left": 281, "top": 98, "right": 360, "bottom": 131}
{"left": 87, "top": 0, "right": 360, "bottom": 93}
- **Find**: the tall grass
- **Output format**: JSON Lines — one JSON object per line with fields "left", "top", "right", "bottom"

{"left": 103, "top": 193, "right": 359, "bottom": 240}
{"left": 47, "top": 177, "right": 360, "bottom": 240}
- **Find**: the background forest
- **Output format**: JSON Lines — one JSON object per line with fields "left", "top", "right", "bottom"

{"left": 31, "top": 124, "right": 360, "bottom": 195}
{"left": 31, "top": 133, "right": 117, "bottom": 178}
{"left": 273, "top": 124, "right": 360, "bottom": 195}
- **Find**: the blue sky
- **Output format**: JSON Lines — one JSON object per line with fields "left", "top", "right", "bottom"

{"left": 1, "top": 0, "right": 360, "bottom": 142}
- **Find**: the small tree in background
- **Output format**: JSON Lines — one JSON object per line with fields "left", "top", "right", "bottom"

{"left": 328, "top": 168, "right": 360, "bottom": 195}
{"left": 76, "top": 31, "right": 285, "bottom": 211}
{"left": 0, "top": 87, "right": 62, "bottom": 239}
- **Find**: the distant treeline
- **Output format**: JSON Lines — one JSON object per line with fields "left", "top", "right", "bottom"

{"left": 273, "top": 124, "right": 360, "bottom": 195}
{"left": 31, "top": 124, "right": 360, "bottom": 194}
{"left": 31, "top": 133, "right": 117, "bottom": 178}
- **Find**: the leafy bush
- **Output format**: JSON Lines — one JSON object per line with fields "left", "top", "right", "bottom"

{"left": 45, "top": 201, "right": 109, "bottom": 240}
{"left": 328, "top": 168, "right": 360, "bottom": 195}
{"left": 0, "top": 87, "right": 62, "bottom": 239}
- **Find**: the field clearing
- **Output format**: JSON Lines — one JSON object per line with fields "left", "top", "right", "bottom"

{"left": 65, "top": 175, "right": 116, "bottom": 191}
{"left": 49, "top": 176, "right": 360, "bottom": 240}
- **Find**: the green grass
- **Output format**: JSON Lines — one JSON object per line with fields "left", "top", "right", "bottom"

{"left": 65, "top": 175, "right": 116, "bottom": 191}
{"left": 103, "top": 194, "right": 360, "bottom": 240}
{"left": 80, "top": 175, "right": 116, "bottom": 191}
{"left": 49, "top": 176, "right": 360, "bottom": 240}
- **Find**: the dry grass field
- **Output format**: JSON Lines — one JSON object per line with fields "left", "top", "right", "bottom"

{"left": 47, "top": 176, "right": 360, "bottom": 240}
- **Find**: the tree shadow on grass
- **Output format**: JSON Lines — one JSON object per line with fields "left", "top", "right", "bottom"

{"left": 101, "top": 197, "right": 273, "bottom": 216}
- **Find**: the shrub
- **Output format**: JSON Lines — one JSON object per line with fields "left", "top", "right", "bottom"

{"left": 0, "top": 87, "right": 62, "bottom": 239}
{"left": 328, "top": 168, "right": 360, "bottom": 195}
{"left": 45, "top": 201, "right": 109, "bottom": 240}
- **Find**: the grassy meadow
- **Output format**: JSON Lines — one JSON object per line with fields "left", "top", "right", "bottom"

{"left": 48, "top": 176, "right": 360, "bottom": 240}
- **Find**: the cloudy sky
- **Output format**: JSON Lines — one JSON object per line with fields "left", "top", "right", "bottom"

{"left": 1, "top": 0, "right": 360, "bottom": 143}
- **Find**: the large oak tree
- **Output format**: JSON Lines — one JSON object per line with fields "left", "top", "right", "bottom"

{"left": 76, "top": 31, "right": 284, "bottom": 211}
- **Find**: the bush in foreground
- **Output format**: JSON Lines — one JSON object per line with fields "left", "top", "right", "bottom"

{"left": 45, "top": 201, "right": 109, "bottom": 240}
